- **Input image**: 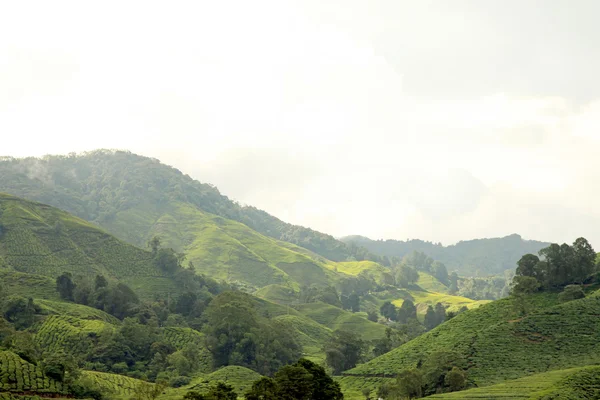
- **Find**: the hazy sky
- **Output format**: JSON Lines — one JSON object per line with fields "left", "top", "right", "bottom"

{"left": 2, "top": 1, "right": 600, "bottom": 245}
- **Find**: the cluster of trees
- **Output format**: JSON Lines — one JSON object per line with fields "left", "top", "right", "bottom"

{"left": 203, "top": 291, "right": 301, "bottom": 376}
{"left": 242, "top": 358, "right": 343, "bottom": 400}
{"left": 377, "top": 351, "right": 468, "bottom": 399}
{"left": 424, "top": 303, "right": 447, "bottom": 331}
{"left": 380, "top": 300, "right": 417, "bottom": 323}
{"left": 56, "top": 272, "right": 140, "bottom": 319}
{"left": 514, "top": 238, "right": 597, "bottom": 293}
{"left": 323, "top": 330, "right": 366, "bottom": 374}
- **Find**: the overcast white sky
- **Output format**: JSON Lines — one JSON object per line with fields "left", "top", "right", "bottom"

{"left": 2, "top": 0, "right": 600, "bottom": 245}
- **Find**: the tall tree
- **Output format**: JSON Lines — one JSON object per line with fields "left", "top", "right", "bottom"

{"left": 424, "top": 306, "right": 437, "bottom": 331}
{"left": 324, "top": 330, "right": 365, "bottom": 374}
{"left": 56, "top": 272, "right": 76, "bottom": 301}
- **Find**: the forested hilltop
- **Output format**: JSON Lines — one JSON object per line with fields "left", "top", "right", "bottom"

{"left": 0, "top": 150, "right": 381, "bottom": 264}
{"left": 342, "top": 234, "right": 550, "bottom": 276}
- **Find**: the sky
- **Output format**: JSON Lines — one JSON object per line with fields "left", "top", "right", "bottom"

{"left": 2, "top": 0, "right": 600, "bottom": 245}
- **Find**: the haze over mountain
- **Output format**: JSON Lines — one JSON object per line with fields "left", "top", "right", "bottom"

{"left": 3, "top": 1, "right": 600, "bottom": 245}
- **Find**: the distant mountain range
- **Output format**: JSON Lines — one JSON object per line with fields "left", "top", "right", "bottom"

{"left": 341, "top": 234, "right": 550, "bottom": 276}
{"left": 0, "top": 150, "right": 549, "bottom": 277}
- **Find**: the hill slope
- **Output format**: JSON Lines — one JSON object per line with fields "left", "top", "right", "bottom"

{"left": 0, "top": 151, "right": 379, "bottom": 263}
{"left": 428, "top": 365, "right": 600, "bottom": 399}
{"left": 342, "top": 234, "right": 550, "bottom": 276}
{"left": 0, "top": 193, "right": 178, "bottom": 298}
{"left": 346, "top": 291, "right": 600, "bottom": 386}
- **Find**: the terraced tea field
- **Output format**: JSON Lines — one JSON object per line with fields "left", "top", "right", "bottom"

{"left": 428, "top": 365, "right": 600, "bottom": 399}
{"left": 0, "top": 351, "right": 66, "bottom": 395}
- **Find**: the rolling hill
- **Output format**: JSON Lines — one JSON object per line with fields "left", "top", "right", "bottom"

{"left": 0, "top": 150, "right": 380, "bottom": 263}
{"left": 343, "top": 289, "right": 600, "bottom": 395}
{"left": 0, "top": 193, "right": 179, "bottom": 298}
{"left": 428, "top": 365, "right": 600, "bottom": 399}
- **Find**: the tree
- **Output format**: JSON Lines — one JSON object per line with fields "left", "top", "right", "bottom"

{"left": 432, "top": 261, "right": 449, "bottom": 285}
{"left": 395, "top": 369, "right": 423, "bottom": 399}
{"left": 380, "top": 301, "right": 397, "bottom": 321}
{"left": 572, "top": 237, "right": 596, "bottom": 283}
{"left": 56, "top": 272, "right": 76, "bottom": 301}
{"left": 324, "top": 329, "right": 365, "bottom": 374}
{"left": 558, "top": 285, "right": 585, "bottom": 302}
{"left": 274, "top": 365, "right": 313, "bottom": 400}
{"left": 2, "top": 297, "right": 39, "bottom": 329}
{"left": 95, "top": 274, "right": 108, "bottom": 290}
{"left": 295, "top": 358, "right": 343, "bottom": 400}
{"left": 516, "top": 254, "right": 540, "bottom": 278}
{"left": 361, "top": 388, "right": 372, "bottom": 400}
{"left": 367, "top": 309, "right": 378, "bottom": 322}
{"left": 448, "top": 272, "right": 459, "bottom": 294}
{"left": 184, "top": 391, "right": 206, "bottom": 400}
{"left": 421, "top": 351, "right": 467, "bottom": 395}
{"left": 444, "top": 367, "right": 466, "bottom": 392}
{"left": 400, "top": 299, "right": 417, "bottom": 321}
{"left": 244, "top": 377, "right": 278, "bottom": 400}
{"left": 205, "top": 382, "right": 237, "bottom": 400}
{"left": 396, "top": 264, "right": 419, "bottom": 288}
{"left": 148, "top": 236, "right": 161, "bottom": 254}
{"left": 424, "top": 306, "right": 437, "bottom": 331}
{"left": 434, "top": 303, "right": 446, "bottom": 326}
{"left": 511, "top": 276, "right": 540, "bottom": 295}
{"left": 348, "top": 293, "right": 360, "bottom": 313}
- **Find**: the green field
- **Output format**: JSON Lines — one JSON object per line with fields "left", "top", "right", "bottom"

{"left": 346, "top": 291, "right": 600, "bottom": 386}
{"left": 296, "top": 302, "right": 387, "bottom": 341}
{"left": 0, "top": 351, "right": 66, "bottom": 395}
{"left": 428, "top": 365, "right": 600, "bottom": 399}
{"left": 161, "top": 366, "right": 262, "bottom": 399}
{"left": 82, "top": 370, "right": 152, "bottom": 399}
{"left": 0, "top": 193, "right": 169, "bottom": 292}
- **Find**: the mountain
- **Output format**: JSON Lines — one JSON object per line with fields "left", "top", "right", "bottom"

{"left": 0, "top": 150, "right": 380, "bottom": 263}
{"left": 342, "top": 234, "right": 550, "bottom": 276}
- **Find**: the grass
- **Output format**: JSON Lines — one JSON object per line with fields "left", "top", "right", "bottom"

{"left": 37, "top": 299, "right": 120, "bottom": 323}
{"left": 81, "top": 370, "right": 152, "bottom": 399}
{"left": 254, "top": 284, "right": 298, "bottom": 305}
{"left": 0, "top": 194, "right": 165, "bottom": 285}
{"left": 296, "top": 302, "right": 387, "bottom": 341}
{"left": 428, "top": 365, "right": 600, "bottom": 399}
{"left": 161, "top": 366, "right": 262, "bottom": 400}
{"left": 34, "top": 315, "right": 116, "bottom": 357}
{"left": 0, "top": 351, "right": 67, "bottom": 395}
{"left": 346, "top": 291, "right": 600, "bottom": 387}
{"left": 336, "top": 376, "right": 393, "bottom": 400}
{"left": 0, "top": 270, "right": 59, "bottom": 301}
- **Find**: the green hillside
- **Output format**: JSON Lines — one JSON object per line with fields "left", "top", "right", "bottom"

{"left": 0, "top": 185, "right": 359, "bottom": 292}
{"left": 0, "top": 193, "right": 178, "bottom": 298}
{"left": 0, "top": 351, "right": 67, "bottom": 395}
{"left": 296, "top": 302, "right": 387, "bottom": 341}
{"left": 428, "top": 365, "right": 600, "bottom": 399}
{"left": 81, "top": 371, "right": 152, "bottom": 400}
{"left": 0, "top": 151, "right": 383, "bottom": 264}
{"left": 346, "top": 291, "right": 600, "bottom": 387}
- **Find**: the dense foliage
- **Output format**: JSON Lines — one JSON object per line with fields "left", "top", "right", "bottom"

{"left": 243, "top": 359, "right": 343, "bottom": 400}
{"left": 514, "top": 237, "right": 597, "bottom": 292}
